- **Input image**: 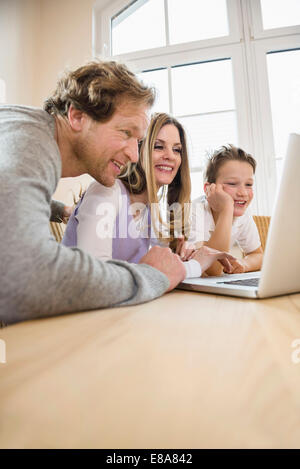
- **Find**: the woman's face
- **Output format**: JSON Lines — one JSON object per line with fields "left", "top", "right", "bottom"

{"left": 152, "top": 124, "right": 182, "bottom": 188}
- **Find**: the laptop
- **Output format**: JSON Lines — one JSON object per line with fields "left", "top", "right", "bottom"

{"left": 178, "top": 133, "right": 300, "bottom": 299}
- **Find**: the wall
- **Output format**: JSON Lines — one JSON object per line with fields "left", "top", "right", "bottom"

{"left": 0, "top": 0, "right": 111, "bottom": 200}
{"left": 0, "top": 0, "right": 40, "bottom": 105}
{"left": 0, "top": 0, "right": 111, "bottom": 106}
{"left": 37, "top": 0, "right": 110, "bottom": 201}
{"left": 35, "top": 0, "right": 97, "bottom": 106}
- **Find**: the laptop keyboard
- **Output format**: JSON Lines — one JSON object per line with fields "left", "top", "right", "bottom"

{"left": 217, "top": 277, "right": 259, "bottom": 287}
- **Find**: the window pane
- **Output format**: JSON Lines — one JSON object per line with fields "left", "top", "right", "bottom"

{"left": 112, "top": 0, "right": 166, "bottom": 55}
{"left": 168, "top": 0, "right": 229, "bottom": 45}
{"left": 267, "top": 49, "right": 300, "bottom": 160}
{"left": 190, "top": 171, "right": 204, "bottom": 201}
{"left": 260, "top": 0, "right": 300, "bottom": 30}
{"left": 172, "top": 60, "right": 235, "bottom": 116}
{"left": 138, "top": 68, "right": 169, "bottom": 113}
{"left": 179, "top": 112, "right": 238, "bottom": 170}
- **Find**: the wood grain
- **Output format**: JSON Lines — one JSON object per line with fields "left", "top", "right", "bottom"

{"left": 1, "top": 291, "right": 300, "bottom": 448}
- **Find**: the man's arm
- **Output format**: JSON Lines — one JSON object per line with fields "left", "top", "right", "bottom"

{"left": 0, "top": 114, "right": 171, "bottom": 325}
{"left": 1, "top": 241, "right": 171, "bottom": 325}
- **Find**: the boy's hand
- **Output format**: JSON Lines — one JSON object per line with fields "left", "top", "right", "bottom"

{"left": 223, "top": 258, "right": 247, "bottom": 274}
{"left": 175, "top": 236, "right": 196, "bottom": 261}
{"left": 189, "top": 246, "right": 236, "bottom": 274}
{"left": 205, "top": 183, "right": 234, "bottom": 213}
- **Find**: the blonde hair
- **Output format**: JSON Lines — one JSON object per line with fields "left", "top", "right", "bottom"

{"left": 120, "top": 113, "right": 191, "bottom": 251}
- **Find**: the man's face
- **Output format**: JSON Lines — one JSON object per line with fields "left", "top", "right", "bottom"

{"left": 72, "top": 102, "right": 150, "bottom": 187}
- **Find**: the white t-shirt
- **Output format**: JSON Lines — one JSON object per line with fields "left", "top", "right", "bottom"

{"left": 190, "top": 195, "right": 261, "bottom": 254}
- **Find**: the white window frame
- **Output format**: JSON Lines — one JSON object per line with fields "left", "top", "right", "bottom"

{"left": 93, "top": 0, "right": 300, "bottom": 215}
{"left": 93, "top": 0, "right": 242, "bottom": 59}
{"left": 245, "top": 0, "right": 300, "bottom": 213}
{"left": 251, "top": 34, "right": 300, "bottom": 189}
{"left": 250, "top": 0, "right": 300, "bottom": 39}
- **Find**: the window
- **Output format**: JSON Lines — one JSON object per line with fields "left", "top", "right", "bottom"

{"left": 137, "top": 68, "right": 169, "bottom": 113}
{"left": 94, "top": 0, "right": 300, "bottom": 215}
{"left": 138, "top": 58, "right": 239, "bottom": 200}
{"left": 260, "top": 0, "right": 300, "bottom": 30}
{"left": 110, "top": 0, "right": 231, "bottom": 55}
{"left": 266, "top": 49, "right": 300, "bottom": 182}
{"left": 168, "top": 0, "right": 229, "bottom": 45}
{"left": 111, "top": 0, "right": 166, "bottom": 55}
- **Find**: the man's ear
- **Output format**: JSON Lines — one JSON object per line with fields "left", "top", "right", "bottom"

{"left": 204, "top": 182, "right": 209, "bottom": 195}
{"left": 68, "top": 105, "right": 87, "bottom": 132}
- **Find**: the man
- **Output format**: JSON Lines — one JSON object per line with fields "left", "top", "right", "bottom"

{"left": 0, "top": 60, "right": 234, "bottom": 325}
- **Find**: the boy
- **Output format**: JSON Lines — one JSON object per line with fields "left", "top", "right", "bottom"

{"left": 191, "top": 145, "right": 263, "bottom": 276}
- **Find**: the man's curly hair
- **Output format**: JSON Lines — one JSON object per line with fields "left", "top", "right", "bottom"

{"left": 44, "top": 60, "right": 155, "bottom": 122}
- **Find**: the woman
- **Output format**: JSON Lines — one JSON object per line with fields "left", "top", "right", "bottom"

{"left": 119, "top": 112, "right": 193, "bottom": 254}
{"left": 62, "top": 113, "right": 201, "bottom": 275}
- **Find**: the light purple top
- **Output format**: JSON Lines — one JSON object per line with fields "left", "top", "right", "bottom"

{"left": 62, "top": 179, "right": 202, "bottom": 278}
{"left": 62, "top": 180, "right": 154, "bottom": 263}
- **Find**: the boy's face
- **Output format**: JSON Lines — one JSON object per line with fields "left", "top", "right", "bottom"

{"left": 215, "top": 160, "right": 254, "bottom": 217}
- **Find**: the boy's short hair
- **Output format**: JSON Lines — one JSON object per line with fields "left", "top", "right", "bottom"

{"left": 205, "top": 144, "right": 256, "bottom": 183}
{"left": 44, "top": 60, "right": 155, "bottom": 122}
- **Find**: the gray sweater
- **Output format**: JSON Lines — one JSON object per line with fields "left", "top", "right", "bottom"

{"left": 0, "top": 105, "right": 169, "bottom": 325}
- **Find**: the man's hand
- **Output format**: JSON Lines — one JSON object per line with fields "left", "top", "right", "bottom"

{"left": 139, "top": 246, "right": 186, "bottom": 292}
{"left": 205, "top": 183, "right": 234, "bottom": 213}
{"left": 189, "top": 245, "right": 236, "bottom": 274}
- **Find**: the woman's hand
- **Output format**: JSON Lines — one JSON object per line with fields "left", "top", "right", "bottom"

{"left": 62, "top": 205, "right": 73, "bottom": 224}
{"left": 175, "top": 236, "right": 197, "bottom": 261}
